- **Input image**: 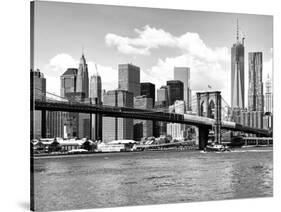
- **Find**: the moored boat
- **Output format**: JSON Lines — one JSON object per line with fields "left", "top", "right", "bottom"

{"left": 205, "top": 143, "right": 230, "bottom": 152}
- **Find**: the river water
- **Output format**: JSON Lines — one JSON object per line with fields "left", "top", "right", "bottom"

{"left": 33, "top": 147, "right": 273, "bottom": 211}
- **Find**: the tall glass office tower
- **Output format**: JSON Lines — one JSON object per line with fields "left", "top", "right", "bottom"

{"left": 231, "top": 20, "right": 245, "bottom": 109}
{"left": 248, "top": 52, "right": 264, "bottom": 112}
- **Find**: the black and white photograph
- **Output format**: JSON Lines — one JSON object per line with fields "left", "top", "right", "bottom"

{"left": 30, "top": 1, "right": 273, "bottom": 211}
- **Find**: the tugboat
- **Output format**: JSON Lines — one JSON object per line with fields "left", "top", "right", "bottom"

{"left": 205, "top": 143, "right": 230, "bottom": 152}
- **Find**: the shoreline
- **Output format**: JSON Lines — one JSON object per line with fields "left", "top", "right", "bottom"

{"left": 32, "top": 148, "right": 199, "bottom": 160}
{"left": 32, "top": 145, "right": 273, "bottom": 160}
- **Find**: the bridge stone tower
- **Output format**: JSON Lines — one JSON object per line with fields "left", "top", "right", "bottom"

{"left": 196, "top": 91, "right": 222, "bottom": 149}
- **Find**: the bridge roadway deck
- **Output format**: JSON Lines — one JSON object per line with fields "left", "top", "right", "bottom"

{"left": 34, "top": 100, "right": 270, "bottom": 136}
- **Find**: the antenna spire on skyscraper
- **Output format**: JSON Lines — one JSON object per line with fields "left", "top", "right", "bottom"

{"left": 236, "top": 18, "right": 239, "bottom": 42}
{"left": 95, "top": 63, "right": 99, "bottom": 76}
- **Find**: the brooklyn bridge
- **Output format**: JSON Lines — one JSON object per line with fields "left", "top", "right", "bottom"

{"left": 32, "top": 89, "right": 271, "bottom": 150}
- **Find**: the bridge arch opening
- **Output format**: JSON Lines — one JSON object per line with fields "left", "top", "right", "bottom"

{"left": 208, "top": 99, "right": 215, "bottom": 119}
{"left": 200, "top": 101, "right": 206, "bottom": 117}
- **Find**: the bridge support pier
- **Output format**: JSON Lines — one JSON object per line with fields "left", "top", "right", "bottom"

{"left": 198, "top": 126, "right": 209, "bottom": 150}
{"left": 41, "top": 110, "right": 46, "bottom": 138}
{"left": 196, "top": 91, "right": 222, "bottom": 147}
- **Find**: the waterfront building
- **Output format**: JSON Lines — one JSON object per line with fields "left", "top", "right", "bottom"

{"left": 156, "top": 122, "right": 167, "bottom": 137}
{"left": 76, "top": 54, "right": 89, "bottom": 98}
{"left": 133, "top": 95, "right": 153, "bottom": 141}
{"left": 167, "top": 100, "right": 187, "bottom": 139}
{"left": 90, "top": 72, "right": 102, "bottom": 140}
{"left": 248, "top": 52, "right": 264, "bottom": 112}
{"left": 61, "top": 111, "right": 79, "bottom": 138}
{"left": 167, "top": 123, "right": 183, "bottom": 139}
{"left": 102, "top": 90, "right": 134, "bottom": 142}
{"left": 78, "top": 113, "right": 91, "bottom": 139}
{"left": 174, "top": 67, "right": 191, "bottom": 111}
{"left": 46, "top": 111, "right": 64, "bottom": 138}
{"left": 265, "top": 74, "right": 273, "bottom": 113}
{"left": 31, "top": 69, "right": 46, "bottom": 139}
{"left": 140, "top": 82, "right": 155, "bottom": 107}
{"left": 167, "top": 80, "right": 184, "bottom": 106}
{"left": 118, "top": 63, "right": 140, "bottom": 97}
{"left": 231, "top": 20, "right": 245, "bottom": 109}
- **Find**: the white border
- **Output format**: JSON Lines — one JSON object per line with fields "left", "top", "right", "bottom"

{"left": 0, "top": 0, "right": 280, "bottom": 211}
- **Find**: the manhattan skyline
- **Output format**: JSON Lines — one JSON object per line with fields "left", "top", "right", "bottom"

{"left": 33, "top": 1, "right": 273, "bottom": 107}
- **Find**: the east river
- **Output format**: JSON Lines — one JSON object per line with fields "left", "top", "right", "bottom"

{"left": 33, "top": 147, "right": 273, "bottom": 211}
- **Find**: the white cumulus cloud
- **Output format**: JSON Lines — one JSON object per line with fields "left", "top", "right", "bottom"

{"left": 105, "top": 25, "right": 229, "bottom": 62}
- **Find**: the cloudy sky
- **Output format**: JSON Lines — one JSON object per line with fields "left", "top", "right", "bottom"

{"left": 33, "top": 1, "right": 273, "bottom": 106}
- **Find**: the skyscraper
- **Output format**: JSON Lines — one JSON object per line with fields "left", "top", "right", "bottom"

{"left": 90, "top": 71, "right": 102, "bottom": 140}
{"left": 265, "top": 74, "right": 273, "bottom": 113}
{"left": 140, "top": 82, "right": 155, "bottom": 106}
{"left": 167, "top": 80, "right": 184, "bottom": 105}
{"left": 231, "top": 20, "right": 245, "bottom": 109}
{"left": 46, "top": 111, "right": 64, "bottom": 138}
{"left": 263, "top": 113, "right": 273, "bottom": 130}
{"left": 76, "top": 54, "right": 89, "bottom": 98}
{"left": 90, "top": 72, "right": 102, "bottom": 104}
{"left": 60, "top": 53, "right": 92, "bottom": 139}
{"left": 31, "top": 69, "right": 46, "bottom": 139}
{"left": 102, "top": 90, "right": 134, "bottom": 142}
{"left": 174, "top": 67, "right": 191, "bottom": 111}
{"left": 60, "top": 68, "right": 78, "bottom": 97}
{"left": 60, "top": 68, "right": 79, "bottom": 138}
{"left": 248, "top": 52, "right": 264, "bottom": 112}
{"left": 32, "top": 69, "right": 46, "bottom": 101}
{"left": 133, "top": 96, "right": 153, "bottom": 141}
{"left": 118, "top": 63, "right": 140, "bottom": 97}
{"left": 76, "top": 54, "right": 90, "bottom": 139}
{"left": 156, "top": 85, "right": 170, "bottom": 107}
